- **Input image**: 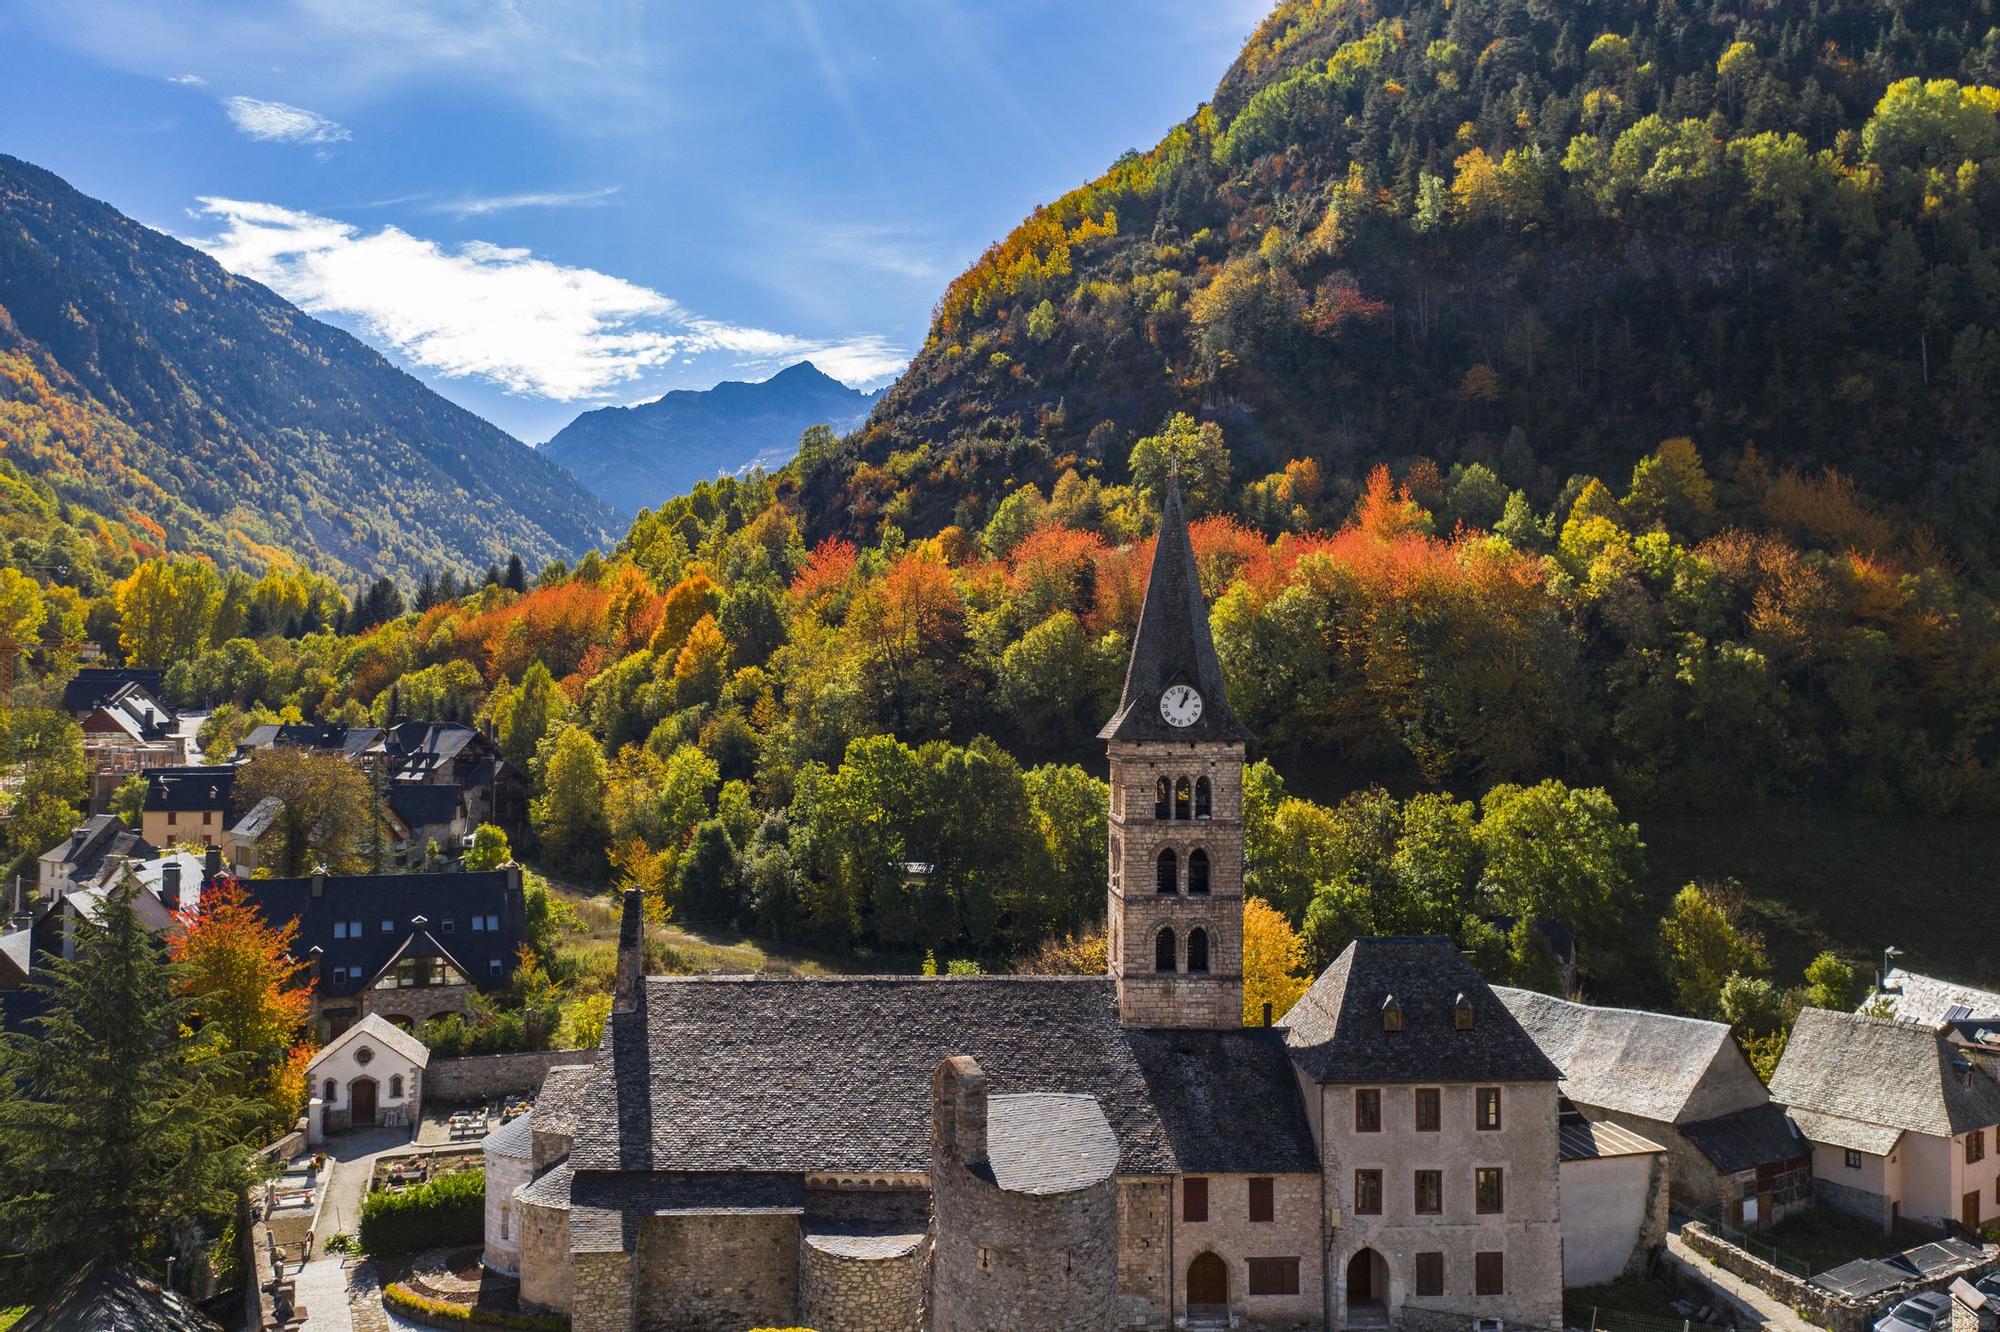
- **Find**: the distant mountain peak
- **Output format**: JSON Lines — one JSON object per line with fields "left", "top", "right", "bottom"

{"left": 543, "top": 361, "right": 881, "bottom": 518}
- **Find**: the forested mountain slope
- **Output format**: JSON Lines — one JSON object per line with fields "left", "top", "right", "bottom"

{"left": 544, "top": 361, "right": 878, "bottom": 520}
{"left": 826, "top": 0, "right": 2000, "bottom": 576}
{"left": 0, "top": 154, "right": 617, "bottom": 580}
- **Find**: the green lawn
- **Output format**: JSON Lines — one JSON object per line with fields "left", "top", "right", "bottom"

{"left": 1565, "top": 1273, "right": 1686, "bottom": 1326}
{"left": 1759, "top": 1208, "right": 1933, "bottom": 1275}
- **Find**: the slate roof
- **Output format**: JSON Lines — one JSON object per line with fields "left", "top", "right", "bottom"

{"left": 1558, "top": 1119, "right": 1664, "bottom": 1162}
{"left": 309, "top": 1012, "right": 431, "bottom": 1071}
{"left": 237, "top": 722, "right": 382, "bottom": 759}
{"left": 567, "top": 975, "right": 1320, "bottom": 1178}
{"left": 1284, "top": 937, "right": 1560, "bottom": 1085}
{"left": 142, "top": 766, "right": 236, "bottom": 813}
{"left": 1124, "top": 1026, "right": 1319, "bottom": 1173}
{"left": 42, "top": 815, "right": 153, "bottom": 885}
{"left": 62, "top": 669, "right": 165, "bottom": 716}
{"left": 388, "top": 784, "right": 463, "bottom": 831}
{"left": 484, "top": 1110, "right": 536, "bottom": 1161}
{"left": 1099, "top": 474, "right": 1249, "bottom": 743}
{"left": 1497, "top": 986, "right": 1763, "bottom": 1124}
{"left": 1786, "top": 1108, "right": 1904, "bottom": 1157}
{"left": 533, "top": 1063, "right": 595, "bottom": 1143}
{"left": 237, "top": 869, "right": 523, "bottom": 1000}
{"left": 982, "top": 1093, "right": 1118, "bottom": 1195}
{"left": 228, "top": 795, "right": 282, "bottom": 842}
{"left": 568, "top": 1171, "right": 805, "bottom": 1254}
{"left": 1680, "top": 1103, "right": 1809, "bottom": 1173}
{"left": 1877, "top": 970, "right": 2000, "bottom": 1028}
{"left": 1771, "top": 1008, "right": 2000, "bottom": 1139}
{"left": 16, "top": 1260, "right": 220, "bottom": 1331}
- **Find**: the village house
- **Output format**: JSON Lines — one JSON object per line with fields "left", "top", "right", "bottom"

{"left": 1554, "top": 1116, "right": 1669, "bottom": 1287}
{"left": 1872, "top": 968, "right": 2000, "bottom": 1031}
{"left": 489, "top": 478, "right": 1568, "bottom": 1332}
{"left": 385, "top": 783, "right": 470, "bottom": 864}
{"left": 35, "top": 812, "right": 153, "bottom": 901}
{"left": 306, "top": 1012, "right": 430, "bottom": 1134}
{"left": 1772, "top": 1008, "right": 2000, "bottom": 1235}
{"left": 235, "top": 718, "right": 525, "bottom": 833}
{"left": 140, "top": 764, "right": 237, "bottom": 848}
{"left": 234, "top": 862, "right": 529, "bottom": 1038}
{"left": 1498, "top": 987, "right": 1811, "bottom": 1230}
{"left": 63, "top": 669, "right": 188, "bottom": 811}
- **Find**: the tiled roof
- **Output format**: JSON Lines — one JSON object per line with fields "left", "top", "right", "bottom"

{"left": 568, "top": 1171, "right": 805, "bottom": 1254}
{"left": 518, "top": 1162, "right": 573, "bottom": 1208}
{"left": 1497, "top": 986, "right": 1763, "bottom": 1124}
{"left": 1098, "top": 475, "right": 1249, "bottom": 743}
{"left": 309, "top": 1012, "right": 431, "bottom": 1071}
{"left": 62, "top": 669, "right": 164, "bottom": 716}
{"left": 1558, "top": 1119, "right": 1664, "bottom": 1162}
{"left": 1877, "top": 970, "right": 2000, "bottom": 1028}
{"left": 1771, "top": 1008, "right": 2000, "bottom": 1139}
{"left": 483, "top": 1111, "right": 536, "bottom": 1161}
{"left": 387, "top": 784, "right": 463, "bottom": 831}
{"left": 142, "top": 766, "right": 236, "bottom": 813}
{"left": 1125, "top": 1026, "right": 1319, "bottom": 1173}
{"left": 1284, "top": 938, "right": 1560, "bottom": 1085}
{"left": 567, "top": 975, "right": 1300, "bottom": 1178}
{"left": 982, "top": 1093, "right": 1118, "bottom": 1195}
{"left": 16, "top": 1260, "right": 220, "bottom": 1332}
{"left": 533, "top": 1063, "right": 595, "bottom": 1143}
{"left": 1679, "top": 1102, "right": 1809, "bottom": 1173}
{"left": 1786, "top": 1107, "right": 1904, "bottom": 1157}
{"left": 227, "top": 795, "right": 282, "bottom": 841}
{"left": 238, "top": 869, "right": 523, "bottom": 999}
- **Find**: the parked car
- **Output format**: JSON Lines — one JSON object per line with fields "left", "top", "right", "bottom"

{"left": 1874, "top": 1291, "right": 1952, "bottom": 1332}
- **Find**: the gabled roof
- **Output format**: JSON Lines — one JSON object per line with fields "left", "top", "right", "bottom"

{"left": 534, "top": 1062, "right": 595, "bottom": 1143}
{"left": 237, "top": 869, "right": 523, "bottom": 999}
{"left": 1496, "top": 987, "right": 1766, "bottom": 1124}
{"left": 62, "top": 668, "right": 165, "bottom": 716}
{"left": 236, "top": 722, "right": 382, "bottom": 760}
{"left": 1786, "top": 1108, "right": 1904, "bottom": 1157}
{"left": 387, "top": 783, "right": 463, "bottom": 831}
{"left": 1771, "top": 1008, "right": 2000, "bottom": 1139}
{"left": 1283, "top": 937, "right": 1560, "bottom": 1085}
{"left": 142, "top": 766, "right": 236, "bottom": 813}
{"left": 227, "top": 795, "right": 282, "bottom": 841}
{"left": 567, "top": 975, "right": 1319, "bottom": 1178}
{"left": 1680, "top": 1103, "right": 1809, "bottom": 1173}
{"left": 1098, "top": 474, "right": 1249, "bottom": 743}
{"left": 1124, "top": 1026, "right": 1319, "bottom": 1173}
{"left": 308, "top": 1011, "right": 431, "bottom": 1070}
{"left": 41, "top": 815, "right": 146, "bottom": 879}
{"left": 1876, "top": 969, "right": 2000, "bottom": 1029}
{"left": 16, "top": 1260, "right": 220, "bottom": 1331}
{"left": 365, "top": 927, "right": 472, "bottom": 988}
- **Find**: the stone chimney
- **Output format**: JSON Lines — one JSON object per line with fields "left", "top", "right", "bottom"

{"left": 931, "top": 1055, "right": 989, "bottom": 1171}
{"left": 159, "top": 861, "right": 182, "bottom": 912}
{"left": 310, "top": 866, "right": 327, "bottom": 898}
{"left": 613, "top": 887, "right": 643, "bottom": 1014}
{"left": 203, "top": 845, "right": 221, "bottom": 888}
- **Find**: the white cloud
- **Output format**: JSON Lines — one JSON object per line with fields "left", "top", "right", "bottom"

{"left": 432, "top": 186, "right": 621, "bottom": 218}
{"left": 188, "top": 198, "right": 906, "bottom": 399}
{"left": 224, "top": 95, "right": 350, "bottom": 144}
{"left": 168, "top": 72, "right": 205, "bottom": 85}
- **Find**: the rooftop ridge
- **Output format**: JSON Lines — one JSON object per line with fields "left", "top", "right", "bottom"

{"left": 1492, "top": 984, "right": 1736, "bottom": 1033}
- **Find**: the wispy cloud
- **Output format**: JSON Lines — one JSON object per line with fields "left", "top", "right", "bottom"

{"left": 430, "top": 186, "right": 621, "bottom": 218}
{"left": 167, "top": 72, "right": 205, "bottom": 85}
{"left": 224, "top": 95, "right": 349, "bottom": 144}
{"left": 188, "top": 198, "right": 906, "bottom": 399}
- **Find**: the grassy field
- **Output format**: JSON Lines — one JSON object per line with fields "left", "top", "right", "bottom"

{"left": 1636, "top": 807, "right": 1997, "bottom": 999}
{"left": 1759, "top": 1208, "right": 1933, "bottom": 1274}
{"left": 551, "top": 885, "right": 871, "bottom": 979}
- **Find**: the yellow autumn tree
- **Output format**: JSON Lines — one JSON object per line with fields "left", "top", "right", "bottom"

{"left": 1242, "top": 896, "right": 1312, "bottom": 1026}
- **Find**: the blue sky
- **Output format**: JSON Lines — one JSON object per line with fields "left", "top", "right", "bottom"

{"left": 0, "top": 0, "right": 1263, "bottom": 442}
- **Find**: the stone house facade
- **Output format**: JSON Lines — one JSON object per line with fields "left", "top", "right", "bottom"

{"left": 489, "top": 478, "right": 1571, "bottom": 1331}
{"left": 307, "top": 1013, "right": 429, "bottom": 1133}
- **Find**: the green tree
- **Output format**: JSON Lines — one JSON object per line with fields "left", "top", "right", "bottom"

{"left": 1659, "top": 883, "right": 1762, "bottom": 1018}
{"left": 112, "top": 559, "right": 223, "bottom": 670}
{"left": 1128, "top": 413, "right": 1231, "bottom": 516}
{"left": 1718, "top": 972, "right": 1785, "bottom": 1034}
{"left": 236, "top": 748, "right": 375, "bottom": 877}
{"left": 0, "top": 886, "right": 258, "bottom": 1285}
{"left": 531, "top": 725, "right": 611, "bottom": 877}
{"left": 1802, "top": 951, "right": 1858, "bottom": 1012}
{"left": 983, "top": 484, "right": 1050, "bottom": 558}
{"left": 463, "top": 824, "right": 513, "bottom": 872}
{"left": 496, "top": 662, "right": 567, "bottom": 769}
{"left": 675, "top": 819, "right": 742, "bottom": 926}
{"left": 1023, "top": 763, "right": 1108, "bottom": 937}
{"left": 110, "top": 773, "right": 149, "bottom": 829}
{"left": 1474, "top": 780, "right": 1642, "bottom": 952}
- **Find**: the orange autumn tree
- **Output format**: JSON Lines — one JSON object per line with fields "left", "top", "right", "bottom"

{"left": 170, "top": 876, "right": 317, "bottom": 1137}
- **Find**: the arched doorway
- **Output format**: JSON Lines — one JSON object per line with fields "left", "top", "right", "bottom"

{"left": 349, "top": 1076, "right": 378, "bottom": 1126}
{"left": 1346, "top": 1248, "right": 1389, "bottom": 1322}
{"left": 1187, "top": 1252, "right": 1228, "bottom": 1318}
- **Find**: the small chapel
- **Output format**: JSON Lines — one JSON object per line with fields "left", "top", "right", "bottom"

{"left": 492, "top": 477, "right": 1565, "bottom": 1332}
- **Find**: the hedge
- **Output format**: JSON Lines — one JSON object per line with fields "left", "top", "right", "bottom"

{"left": 382, "top": 1282, "right": 569, "bottom": 1330}
{"left": 358, "top": 1168, "right": 484, "bottom": 1257}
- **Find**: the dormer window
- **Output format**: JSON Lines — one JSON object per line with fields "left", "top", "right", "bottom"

{"left": 1381, "top": 996, "right": 1403, "bottom": 1032}
{"left": 1455, "top": 994, "right": 1475, "bottom": 1030}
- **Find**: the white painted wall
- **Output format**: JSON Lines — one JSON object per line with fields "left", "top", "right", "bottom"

{"left": 308, "top": 1035, "right": 422, "bottom": 1127}
{"left": 1559, "top": 1153, "right": 1659, "bottom": 1287}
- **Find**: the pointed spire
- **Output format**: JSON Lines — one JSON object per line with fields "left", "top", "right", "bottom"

{"left": 1099, "top": 472, "right": 1248, "bottom": 743}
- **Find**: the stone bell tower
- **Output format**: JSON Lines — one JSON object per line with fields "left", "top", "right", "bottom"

{"left": 1100, "top": 474, "right": 1247, "bottom": 1029}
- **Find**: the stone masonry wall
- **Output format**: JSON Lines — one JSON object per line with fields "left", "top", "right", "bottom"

{"left": 635, "top": 1212, "right": 799, "bottom": 1332}
{"left": 516, "top": 1189, "right": 572, "bottom": 1313}
{"left": 799, "top": 1232, "right": 926, "bottom": 1332}
{"left": 1172, "top": 1171, "right": 1323, "bottom": 1329}
{"left": 425, "top": 1049, "right": 593, "bottom": 1102}
{"left": 569, "top": 1251, "right": 633, "bottom": 1332}
{"left": 361, "top": 983, "right": 475, "bottom": 1028}
{"left": 1117, "top": 1178, "right": 1173, "bottom": 1329}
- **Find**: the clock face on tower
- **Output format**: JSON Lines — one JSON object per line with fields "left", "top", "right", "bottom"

{"left": 1160, "top": 684, "right": 1204, "bottom": 728}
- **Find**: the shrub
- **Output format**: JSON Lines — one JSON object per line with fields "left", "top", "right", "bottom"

{"left": 358, "top": 1169, "right": 484, "bottom": 1257}
{"left": 383, "top": 1281, "right": 570, "bottom": 1330}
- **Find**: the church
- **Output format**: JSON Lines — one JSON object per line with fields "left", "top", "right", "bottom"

{"left": 493, "top": 478, "right": 1565, "bottom": 1332}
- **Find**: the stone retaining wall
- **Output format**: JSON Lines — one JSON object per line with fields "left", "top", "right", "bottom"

{"left": 799, "top": 1231, "right": 926, "bottom": 1332}
{"left": 1680, "top": 1221, "right": 1997, "bottom": 1332}
{"left": 426, "top": 1049, "right": 593, "bottom": 1101}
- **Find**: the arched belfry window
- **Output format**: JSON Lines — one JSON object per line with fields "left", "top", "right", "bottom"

{"left": 1174, "top": 777, "right": 1192, "bottom": 821}
{"left": 1187, "top": 848, "right": 1211, "bottom": 895}
{"left": 1195, "top": 776, "right": 1212, "bottom": 818}
{"left": 1155, "top": 928, "right": 1177, "bottom": 973}
{"left": 1156, "top": 849, "right": 1178, "bottom": 894}
{"left": 1188, "top": 928, "right": 1210, "bottom": 974}
{"left": 1155, "top": 777, "right": 1171, "bottom": 820}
